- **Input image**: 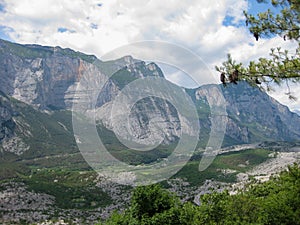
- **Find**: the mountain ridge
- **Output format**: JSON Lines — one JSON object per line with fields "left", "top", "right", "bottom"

{"left": 0, "top": 38, "right": 299, "bottom": 157}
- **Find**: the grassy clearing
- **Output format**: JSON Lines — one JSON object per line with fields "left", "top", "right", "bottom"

{"left": 24, "top": 169, "right": 112, "bottom": 209}
{"left": 213, "top": 148, "right": 272, "bottom": 172}
{"left": 97, "top": 124, "right": 177, "bottom": 165}
{"left": 174, "top": 148, "right": 273, "bottom": 186}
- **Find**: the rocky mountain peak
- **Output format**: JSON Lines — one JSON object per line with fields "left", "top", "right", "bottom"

{"left": 0, "top": 39, "right": 164, "bottom": 110}
{"left": 194, "top": 82, "right": 300, "bottom": 144}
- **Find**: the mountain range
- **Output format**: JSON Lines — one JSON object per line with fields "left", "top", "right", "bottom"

{"left": 1, "top": 38, "right": 299, "bottom": 159}
{"left": 1, "top": 38, "right": 300, "bottom": 224}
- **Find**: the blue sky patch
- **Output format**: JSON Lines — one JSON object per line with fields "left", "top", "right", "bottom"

{"left": 57, "top": 27, "right": 76, "bottom": 33}
{"left": 0, "top": 26, "right": 13, "bottom": 41}
{"left": 90, "top": 23, "right": 98, "bottom": 29}
{"left": 223, "top": 0, "right": 282, "bottom": 28}
{"left": 0, "top": 3, "right": 5, "bottom": 12}
{"left": 248, "top": 0, "right": 281, "bottom": 16}
{"left": 58, "top": 27, "right": 68, "bottom": 33}
{"left": 222, "top": 16, "right": 244, "bottom": 27}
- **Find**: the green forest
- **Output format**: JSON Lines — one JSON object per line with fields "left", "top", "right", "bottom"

{"left": 101, "top": 163, "right": 300, "bottom": 225}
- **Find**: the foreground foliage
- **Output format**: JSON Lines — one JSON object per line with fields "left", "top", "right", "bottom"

{"left": 101, "top": 164, "right": 300, "bottom": 225}
{"left": 217, "top": 0, "right": 300, "bottom": 98}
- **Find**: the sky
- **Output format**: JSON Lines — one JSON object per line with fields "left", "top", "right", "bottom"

{"left": 0, "top": 0, "right": 299, "bottom": 112}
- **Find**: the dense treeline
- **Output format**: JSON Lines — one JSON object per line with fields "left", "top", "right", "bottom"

{"left": 100, "top": 163, "right": 300, "bottom": 225}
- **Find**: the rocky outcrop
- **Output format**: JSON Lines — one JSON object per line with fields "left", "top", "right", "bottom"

{"left": 195, "top": 82, "right": 300, "bottom": 143}
{"left": 0, "top": 40, "right": 164, "bottom": 111}
{"left": 0, "top": 92, "right": 15, "bottom": 143}
{"left": 0, "top": 39, "right": 99, "bottom": 109}
{"left": 222, "top": 82, "right": 300, "bottom": 142}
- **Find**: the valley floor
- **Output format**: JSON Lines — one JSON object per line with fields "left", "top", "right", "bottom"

{"left": 1, "top": 143, "right": 300, "bottom": 224}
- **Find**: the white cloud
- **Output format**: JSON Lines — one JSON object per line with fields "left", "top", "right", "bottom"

{"left": 0, "top": 0, "right": 248, "bottom": 54}
{"left": 268, "top": 83, "right": 300, "bottom": 112}
{"left": 229, "top": 36, "right": 298, "bottom": 64}
{"left": 0, "top": 0, "right": 299, "bottom": 110}
{"left": 226, "top": 0, "right": 248, "bottom": 24}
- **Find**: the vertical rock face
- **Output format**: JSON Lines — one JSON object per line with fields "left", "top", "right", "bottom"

{"left": 224, "top": 82, "right": 300, "bottom": 142}
{"left": 0, "top": 39, "right": 100, "bottom": 110}
{"left": 0, "top": 92, "right": 15, "bottom": 142}
{"left": 0, "top": 40, "right": 165, "bottom": 111}
{"left": 195, "top": 82, "right": 300, "bottom": 143}
{"left": 128, "top": 96, "right": 181, "bottom": 143}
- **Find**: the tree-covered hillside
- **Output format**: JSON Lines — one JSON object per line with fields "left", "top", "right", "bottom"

{"left": 101, "top": 163, "right": 300, "bottom": 225}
